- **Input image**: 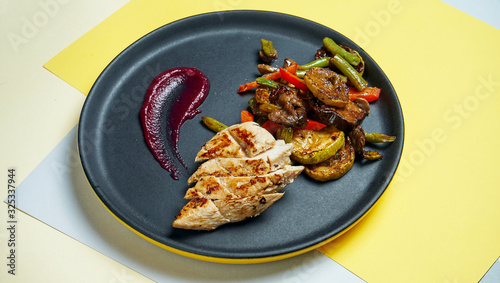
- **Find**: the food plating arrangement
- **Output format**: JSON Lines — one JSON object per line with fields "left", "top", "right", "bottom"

{"left": 140, "top": 37, "right": 396, "bottom": 230}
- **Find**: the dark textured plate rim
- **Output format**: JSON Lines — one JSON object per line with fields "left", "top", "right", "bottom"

{"left": 78, "top": 10, "right": 404, "bottom": 263}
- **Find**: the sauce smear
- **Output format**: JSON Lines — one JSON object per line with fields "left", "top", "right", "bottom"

{"left": 140, "top": 67, "right": 210, "bottom": 180}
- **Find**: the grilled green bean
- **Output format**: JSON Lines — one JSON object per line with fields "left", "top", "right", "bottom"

{"left": 260, "top": 39, "right": 276, "bottom": 57}
{"left": 276, "top": 127, "right": 293, "bottom": 143}
{"left": 296, "top": 70, "right": 306, "bottom": 78}
{"left": 363, "top": 150, "right": 383, "bottom": 160}
{"left": 323, "top": 37, "right": 361, "bottom": 66}
{"left": 330, "top": 55, "right": 368, "bottom": 90}
{"left": 365, "top": 133, "right": 396, "bottom": 143}
{"left": 298, "top": 57, "right": 331, "bottom": 70}
{"left": 202, "top": 116, "right": 227, "bottom": 132}
{"left": 256, "top": 77, "right": 279, "bottom": 88}
{"left": 248, "top": 97, "right": 257, "bottom": 108}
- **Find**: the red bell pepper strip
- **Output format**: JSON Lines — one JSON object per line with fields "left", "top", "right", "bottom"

{"left": 237, "top": 64, "right": 299, "bottom": 93}
{"left": 262, "top": 70, "right": 282, "bottom": 81}
{"left": 261, "top": 120, "right": 283, "bottom": 135}
{"left": 348, "top": 86, "right": 381, "bottom": 102}
{"left": 279, "top": 67, "right": 309, "bottom": 92}
{"left": 263, "top": 64, "right": 298, "bottom": 81}
{"left": 237, "top": 81, "right": 260, "bottom": 93}
{"left": 240, "top": 110, "right": 254, "bottom": 123}
{"left": 301, "top": 119, "right": 327, "bottom": 131}
{"left": 285, "top": 63, "right": 298, "bottom": 75}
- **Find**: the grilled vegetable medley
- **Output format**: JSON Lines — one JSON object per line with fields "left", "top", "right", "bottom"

{"left": 208, "top": 37, "right": 396, "bottom": 181}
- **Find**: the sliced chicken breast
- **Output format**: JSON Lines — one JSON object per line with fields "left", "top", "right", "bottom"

{"left": 195, "top": 122, "right": 276, "bottom": 162}
{"left": 195, "top": 129, "right": 245, "bottom": 162}
{"left": 213, "top": 193, "right": 283, "bottom": 223}
{"left": 265, "top": 140, "right": 294, "bottom": 171}
{"left": 227, "top": 122, "right": 276, "bottom": 157}
{"left": 187, "top": 141, "right": 293, "bottom": 184}
{"left": 172, "top": 194, "right": 283, "bottom": 230}
{"left": 184, "top": 165, "right": 304, "bottom": 199}
{"left": 172, "top": 198, "right": 230, "bottom": 230}
{"left": 173, "top": 122, "right": 303, "bottom": 231}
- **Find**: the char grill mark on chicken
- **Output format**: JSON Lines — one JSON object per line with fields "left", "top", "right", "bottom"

{"left": 184, "top": 165, "right": 304, "bottom": 199}
{"left": 195, "top": 122, "right": 276, "bottom": 162}
{"left": 173, "top": 122, "right": 304, "bottom": 230}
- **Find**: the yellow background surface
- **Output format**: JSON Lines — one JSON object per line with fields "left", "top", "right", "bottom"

{"left": 21, "top": 0, "right": 500, "bottom": 282}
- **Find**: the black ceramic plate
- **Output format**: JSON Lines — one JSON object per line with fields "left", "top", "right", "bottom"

{"left": 79, "top": 10, "right": 404, "bottom": 263}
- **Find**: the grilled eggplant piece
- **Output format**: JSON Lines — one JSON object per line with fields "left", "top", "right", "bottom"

{"left": 303, "top": 67, "right": 349, "bottom": 108}
{"left": 348, "top": 125, "right": 366, "bottom": 156}
{"left": 309, "top": 96, "right": 368, "bottom": 132}
{"left": 348, "top": 125, "right": 384, "bottom": 160}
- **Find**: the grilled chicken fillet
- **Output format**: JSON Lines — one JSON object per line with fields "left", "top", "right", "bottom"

{"left": 214, "top": 193, "right": 283, "bottom": 223}
{"left": 174, "top": 122, "right": 303, "bottom": 230}
{"left": 227, "top": 122, "right": 276, "bottom": 157}
{"left": 172, "top": 193, "right": 283, "bottom": 230}
{"left": 172, "top": 198, "right": 230, "bottom": 230}
{"left": 184, "top": 165, "right": 304, "bottom": 199}
{"left": 194, "top": 129, "right": 245, "bottom": 162}
{"left": 188, "top": 140, "right": 292, "bottom": 184}
{"left": 195, "top": 122, "right": 275, "bottom": 162}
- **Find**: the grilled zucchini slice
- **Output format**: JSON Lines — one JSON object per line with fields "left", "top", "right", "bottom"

{"left": 291, "top": 126, "right": 345, "bottom": 165}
